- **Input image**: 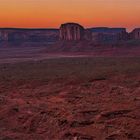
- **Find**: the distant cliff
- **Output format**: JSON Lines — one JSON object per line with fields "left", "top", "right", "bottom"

{"left": 0, "top": 23, "right": 139, "bottom": 44}
{"left": 130, "top": 28, "right": 140, "bottom": 40}
{"left": 0, "top": 28, "right": 59, "bottom": 43}
{"left": 87, "top": 27, "right": 129, "bottom": 42}
{"left": 59, "top": 23, "right": 85, "bottom": 41}
{"left": 88, "top": 27, "right": 126, "bottom": 33}
{"left": 59, "top": 24, "right": 129, "bottom": 42}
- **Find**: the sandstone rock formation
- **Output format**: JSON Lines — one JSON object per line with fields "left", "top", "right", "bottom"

{"left": 130, "top": 28, "right": 140, "bottom": 40}
{"left": 0, "top": 30, "right": 9, "bottom": 41}
{"left": 0, "top": 25, "right": 139, "bottom": 43}
{"left": 89, "top": 27, "right": 128, "bottom": 42}
{"left": 0, "top": 29, "right": 59, "bottom": 42}
{"left": 59, "top": 23, "right": 85, "bottom": 41}
{"left": 84, "top": 29, "right": 92, "bottom": 41}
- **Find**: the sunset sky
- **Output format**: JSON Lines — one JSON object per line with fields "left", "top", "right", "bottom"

{"left": 0, "top": 0, "right": 140, "bottom": 31}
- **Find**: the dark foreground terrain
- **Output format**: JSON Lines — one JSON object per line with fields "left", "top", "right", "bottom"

{"left": 0, "top": 55, "right": 140, "bottom": 140}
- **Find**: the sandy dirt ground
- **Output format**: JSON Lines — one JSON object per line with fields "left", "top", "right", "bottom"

{"left": 0, "top": 44, "right": 140, "bottom": 64}
{"left": 0, "top": 46, "right": 89, "bottom": 64}
{"left": 0, "top": 46, "right": 140, "bottom": 140}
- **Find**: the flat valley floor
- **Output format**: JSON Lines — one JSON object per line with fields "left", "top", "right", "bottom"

{"left": 0, "top": 46, "right": 140, "bottom": 140}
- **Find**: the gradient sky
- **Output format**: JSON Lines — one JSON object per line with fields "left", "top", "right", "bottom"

{"left": 0, "top": 0, "right": 140, "bottom": 31}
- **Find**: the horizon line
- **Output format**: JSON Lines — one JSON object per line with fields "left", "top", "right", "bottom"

{"left": 0, "top": 26, "right": 138, "bottom": 32}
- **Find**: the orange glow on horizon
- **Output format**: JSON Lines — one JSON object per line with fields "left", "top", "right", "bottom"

{"left": 0, "top": 0, "right": 140, "bottom": 31}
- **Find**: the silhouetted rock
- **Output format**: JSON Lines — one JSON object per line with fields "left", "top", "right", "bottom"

{"left": 88, "top": 27, "right": 128, "bottom": 42}
{"left": 59, "top": 23, "right": 85, "bottom": 41}
{"left": 0, "top": 28, "right": 59, "bottom": 42}
{"left": 0, "top": 25, "right": 139, "bottom": 44}
{"left": 0, "top": 30, "right": 9, "bottom": 41}
{"left": 84, "top": 29, "right": 92, "bottom": 40}
{"left": 130, "top": 28, "right": 140, "bottom": 40}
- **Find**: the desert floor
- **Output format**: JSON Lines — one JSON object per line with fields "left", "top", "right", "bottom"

{"left": 0, "top": 46, "right": 140, "bottom": 140}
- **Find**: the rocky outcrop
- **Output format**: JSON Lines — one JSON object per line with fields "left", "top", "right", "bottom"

{"left": 84, "top": 29, "right": 92, "bottom": 41}
{"left": 59, "top": 23, "right": 85, "bottom": 41}
{"left": 61, "top": 25, "right": 129, "bottom": 43}
{"left": 0, "top": 30, "right": 9, "bottom": 41}
{"left": 0, "top": 25, "right": 139, "bottom": 43}
{"left": 130, "top": 28, "right": 140, "bottom": 40}
{"left": 0, "top": 29, "right": 59, "bottom": 42}
{"left": 117, "top": 30, "right": 129, "bottom": 40}
{"left": 88, "top": 27, "right": 128, "bottom": 42}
